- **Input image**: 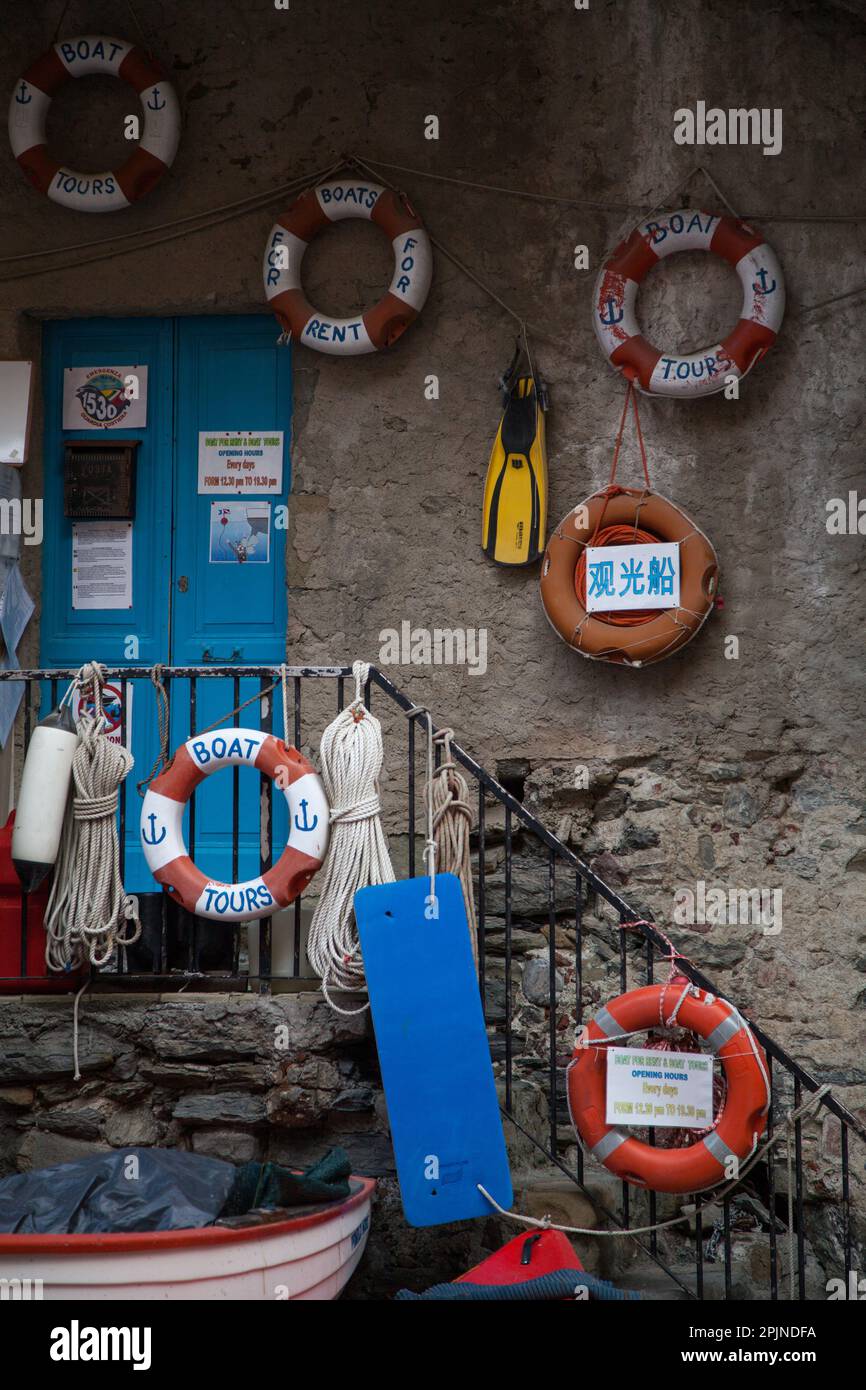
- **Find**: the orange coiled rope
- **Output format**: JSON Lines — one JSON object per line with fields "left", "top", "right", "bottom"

{"left": 574, "top": 382, "right": 659, "bottom": 627}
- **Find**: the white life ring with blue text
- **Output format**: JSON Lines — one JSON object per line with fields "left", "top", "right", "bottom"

{"left": 9, "top": 35, "right": 180, "bottom": 211}
{"left": 141, "top": 728, "right": 329, "bottom": 922}
{"left": 264, "top": 179, "right": 433, "bottom": 355}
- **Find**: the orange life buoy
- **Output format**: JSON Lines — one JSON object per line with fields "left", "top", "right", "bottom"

{"left": 540, "top": 487, "right": 718, "bottom": 666}
{"left": 567, "top": 982, "right": 770, "bottom": 1194}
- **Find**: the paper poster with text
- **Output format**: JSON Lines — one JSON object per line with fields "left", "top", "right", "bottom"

{"left": 198, "top": 431, "right": 284, "bottom": 494}
{"left": 605, "top": 1046, "right": 714, "bottom": 1128}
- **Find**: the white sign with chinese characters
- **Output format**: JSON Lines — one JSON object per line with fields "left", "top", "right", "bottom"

{"left": 605, "top": 1046, "right": 714, "bottom": 1129}
{"left": 585, "top": 541, "right": 680, "bottom": 613}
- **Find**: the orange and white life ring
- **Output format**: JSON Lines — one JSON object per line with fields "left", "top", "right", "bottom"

{"left": 140, "top": 728, "right": 329, "bottom": 922}
{"left": 264, "top": 179, "right": 433, "bottom": 354}
{"left": 567, "top": 982, "right": 770, "bottom": 1194}
{"left": 8, "top": 35, "right": 179, "bottom": 211}
{"left": 594, "top": 209, "right": 785, "bottom": 397}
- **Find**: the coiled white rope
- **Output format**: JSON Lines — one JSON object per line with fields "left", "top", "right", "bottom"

{"left": 44, "top": 662, "right": 141, "bottom": 975}
{"left": 306, "top": 661, "right": 395, "bottom": 1013}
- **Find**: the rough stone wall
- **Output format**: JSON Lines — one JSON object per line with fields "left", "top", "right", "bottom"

{"left": 0, "top": 0, "right": 864, "bottom": 1296}
{"left": 0, "top": 992, "right": 521, "bottom": 1297}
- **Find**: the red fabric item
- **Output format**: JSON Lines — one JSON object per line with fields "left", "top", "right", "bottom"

{"left": 0, "top": 812, "right": 81, "bottom": 991}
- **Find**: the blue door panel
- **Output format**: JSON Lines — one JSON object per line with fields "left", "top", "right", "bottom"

{"left": 41, "top": 319, "right": 173, "bottom": 894}
{"left": 167, "top": 676, "right": 286, "bottom": 888}
{"left": 40, "top": 315, "right": 292, "bottom": 897}
{"left": 172, "top": 317, "right": 291, "bottom": 887}
{"left": 172, "top": 318, "right": 290, "bottom": 668}
{"left": 41, "top": 318, "right": 173, "bottom": 668}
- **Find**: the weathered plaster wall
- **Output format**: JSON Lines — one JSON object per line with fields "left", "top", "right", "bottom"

{"left": 0, "top": 0, "right": 864, "bottom": 1295}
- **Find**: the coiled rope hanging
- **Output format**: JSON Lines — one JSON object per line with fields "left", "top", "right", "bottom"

{"left": 44, "top": 662, "right": 141, "bottom": 974}
{"left": 306, "top": 661, "right": 395, "bottom": 1013}
{"left": 573, "top": 381, "right": 659, "bottom": 628}
{"left": 426, "top": 726, "right": 478, "bottom": 968}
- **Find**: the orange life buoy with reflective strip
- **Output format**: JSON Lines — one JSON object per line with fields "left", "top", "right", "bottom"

{"left": 567, "top": 982, "right": 770, "bottom": 1193}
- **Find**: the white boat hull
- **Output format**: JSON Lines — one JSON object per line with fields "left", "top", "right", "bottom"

{"left": 0, "top": 1177, "right": 374, "bottom": 1301}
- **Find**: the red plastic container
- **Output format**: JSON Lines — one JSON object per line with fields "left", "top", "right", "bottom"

{"left": 0, "top": 811, "right": 81, "bottom": 992}
{"left": 456, "top": 1229, "right": 584, "bottom": 1286}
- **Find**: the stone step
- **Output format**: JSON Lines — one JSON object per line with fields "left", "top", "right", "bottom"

{"left": 616, "top": 1262, "right": 731, "bottom": 1301}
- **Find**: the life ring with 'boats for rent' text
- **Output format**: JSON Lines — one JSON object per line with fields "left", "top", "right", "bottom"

{"left": 593, "top": 209, "right": 785, "bottom": 397}
{"left": 9, "top": 35, "right": 179, "bottom": 211}
{"left": 264, "top": 179, "right": 433, "bottom": 355}
{"left": 140, "top": 728, "right": 329, "bottom": 922}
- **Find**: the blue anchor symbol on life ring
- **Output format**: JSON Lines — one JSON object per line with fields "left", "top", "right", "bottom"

{"left": 146, "top": 87, "right": 166, "bottom": 111}
{"left": 753, "top": 267, "right": 777, "bottom": 295}
{"left": 599, "top": 297, "right": 624, "bottom": 326}
{"left": 294, "top": 799, "right": 318, "bottom": 833}
{"left": 15, "top": 82, "right": 32, "bottom": 104}
{"left": 142, "top": 812, "right": 166, "bottom": 846}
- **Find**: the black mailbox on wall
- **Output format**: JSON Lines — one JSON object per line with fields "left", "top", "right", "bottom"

{"left": 63, "top": 439, "right": 139, "bottom": 519}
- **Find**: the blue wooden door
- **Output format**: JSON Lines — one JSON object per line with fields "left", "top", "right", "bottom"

{"left": 41, "top": 317, "right": 173, "bottom": 894}
{"left": 168, "top": 317, "right": 290, "bottom": 888}
{"left": 41, "top": 315, "right": 291, "bottom": 896}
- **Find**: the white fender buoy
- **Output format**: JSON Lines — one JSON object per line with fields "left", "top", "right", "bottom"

{"left": 12, "top": 703, "right": 78, "bottom": 891}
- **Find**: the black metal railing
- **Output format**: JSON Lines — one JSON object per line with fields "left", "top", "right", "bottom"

{"left": 1, "top": 663, "right": 863, "bottom": 1301}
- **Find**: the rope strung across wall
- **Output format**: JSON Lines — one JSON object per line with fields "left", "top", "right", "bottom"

{"left": 0, "top": 153, "right": 861, "bottom": 323}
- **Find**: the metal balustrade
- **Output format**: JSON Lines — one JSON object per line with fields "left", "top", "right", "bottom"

{"left": 0, "top": 663, "right": 863, "bottom": 1300}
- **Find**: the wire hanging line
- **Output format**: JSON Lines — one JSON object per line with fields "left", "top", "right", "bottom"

{"left": 51, "top": 0, "right": 72, "bottom": 45}
{"left": 354, "top": 153, "right": 865, "bottom": 321}
{"left": 0, "top": 159, "right": 348, "bottom": 285}
{"left": 0, "top": 150, "right": 860, "bottom": 321}
{"left": 351, "top": 155, "right": 866, "bottom": 225}
{"left": 0, "top": 162, "right": 346, "bottom": 267}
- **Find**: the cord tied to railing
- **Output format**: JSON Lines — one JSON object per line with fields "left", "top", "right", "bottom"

{"left": 405, "top": 704, "right": 438, "bottom": 912}
{"left": 427, "top": 724, "right": 478, "bottom": 967}
{"left": 136, "top": 663, "right": 170, "bottom": 795}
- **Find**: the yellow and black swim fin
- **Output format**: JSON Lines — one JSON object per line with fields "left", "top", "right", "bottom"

{"left": 482, "top": 349, "right": 549, "bottom": 566}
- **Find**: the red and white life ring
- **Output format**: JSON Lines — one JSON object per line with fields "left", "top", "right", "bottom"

{"left": 140, "top": 728, "right": 329, "bottom": 922}
{"left": 8, "top": 35, "right": 180, "bottom": 211}
{"left": 567, "top": 982, "right": 770, "bottom": 1194}
{"left": 264, "top": 179, "right": 433, "bottom": 355}
{"left": 593, "top": 209, "right": 785, "bottom": 398}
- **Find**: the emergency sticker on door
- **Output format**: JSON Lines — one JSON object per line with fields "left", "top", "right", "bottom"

{"left": 209, "top": 502, "right": 271, "bottom": 564}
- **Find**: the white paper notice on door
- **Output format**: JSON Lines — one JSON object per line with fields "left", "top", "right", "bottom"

{"left": 72, "top": 521, "right": 133, "bottom": 610}
{"left": 197, "top": 431, "right": 284, "bottom": 494}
